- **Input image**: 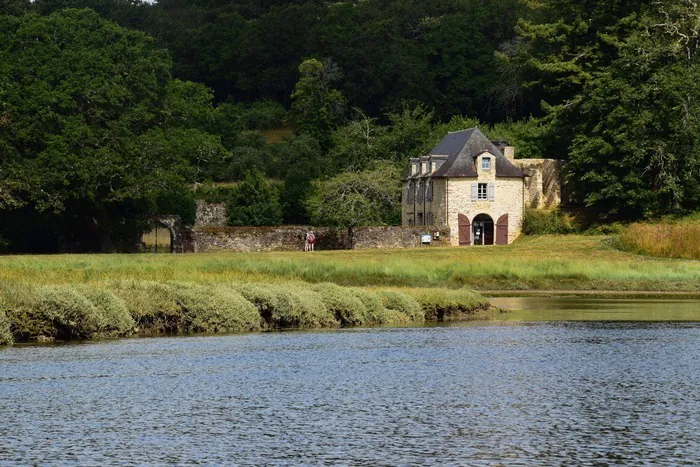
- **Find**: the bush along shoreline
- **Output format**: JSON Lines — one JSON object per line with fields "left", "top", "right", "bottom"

{"left": 0, "top": 281, "right": 493, "bottom": 346}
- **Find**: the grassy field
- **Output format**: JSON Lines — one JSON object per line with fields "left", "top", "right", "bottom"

{"left": 0, "top": 235, "right": 697, "bottom": 291}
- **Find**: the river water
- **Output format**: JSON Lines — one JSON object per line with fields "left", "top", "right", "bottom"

{"left": 1, "top": 299, "right": 699, "bottom": 465}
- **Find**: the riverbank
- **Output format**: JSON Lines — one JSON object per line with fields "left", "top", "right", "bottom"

{"left": 0, "top": 281, "right": 491, "bottom": 346}
{"left": 2, "top": 234, "right": 698, "bottom": 345}
{"left": 483, "top": 290, "right": 700, "bottom": 299}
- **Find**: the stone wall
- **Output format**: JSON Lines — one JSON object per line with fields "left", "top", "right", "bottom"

{"left": 195, "top": 200, "right": 227, "bottom": 227}
{"left": 352, "top": 226, "right": 450, "bottom": 249}
{"left": 512, "top": 159, "right": 565, "bottom": 209}
{"left": 191, "top": 226, "right": 450, "bottom": 252}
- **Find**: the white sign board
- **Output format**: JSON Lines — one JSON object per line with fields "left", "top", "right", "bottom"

{"left": 421, "top": 234, "right": 432, "bottom": 244}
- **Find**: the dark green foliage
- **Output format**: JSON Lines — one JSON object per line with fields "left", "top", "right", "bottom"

{"left": 226, "top": 170, "right": 283, "bottom": 226}
{"left": 1, "top": 0, "right": 30, "bottom": 16}
{"left": 32, "top": 0, "right": 524, "bottom": 122}
{"left": 155, "top": 187, "right": 197, "bottom": 226}
{"left": 522, "top": 209, "right": 578, "bottom": 236}
{"left": 505, "top": 0, "right": 700, "bottom": 219}
{"left": 291, "top": 58, "right": 346, "bottom": 147}
{"left": 0, "top": 10, "right": 221, "bottom": 251}
{"left": 275, "top": 135, "right": 324, "bottom": 224}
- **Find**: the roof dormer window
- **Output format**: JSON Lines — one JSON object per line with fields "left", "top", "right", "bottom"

{"left": 482, "top": 157, "right": 491, "bottom": 171}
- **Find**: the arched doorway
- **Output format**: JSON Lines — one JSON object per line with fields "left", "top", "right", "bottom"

{"left": 142, "top": 222, "right": 174, "bottom": 253}
{"left": 472, "top": 214, "right": 494, "bottom": 246}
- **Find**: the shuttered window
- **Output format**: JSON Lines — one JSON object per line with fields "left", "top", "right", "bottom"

{"left": 427, "top": 181, "right": 434, "bottom": 201}
{"left": 477, "top": 183, "right": 488, "bottom": 200}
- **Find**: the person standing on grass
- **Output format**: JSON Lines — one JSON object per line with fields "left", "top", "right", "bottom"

{"left": 305, "top": 230, "right": 316, "bottom": 252}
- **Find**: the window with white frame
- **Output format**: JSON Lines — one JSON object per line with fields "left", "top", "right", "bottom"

{"left": 478, "top": 183, "right": 488, "bottom": 200}
{"left": 482, "top": 157, "right": 491, "bottom": 171}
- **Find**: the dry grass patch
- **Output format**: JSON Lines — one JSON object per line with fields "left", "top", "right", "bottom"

{"left": 616, "top": 221, "right": 700, "bottom": 260}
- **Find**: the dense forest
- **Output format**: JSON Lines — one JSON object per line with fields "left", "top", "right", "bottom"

{"left": 1, "top": 0, "right": 698, "bottom": 252}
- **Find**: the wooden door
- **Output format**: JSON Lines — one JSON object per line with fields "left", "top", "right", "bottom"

{"left": 458, "top": 214, "right": 471, "bottom": 246}
{"left": 496, "top": 214, "right": 509, "bottom": 245}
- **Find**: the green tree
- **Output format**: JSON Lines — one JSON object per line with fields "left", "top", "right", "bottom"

{"left": 506, "top": 0, "right": 700, "bottom": 218}
{"left": 306, "top": 162, "right": 401, "bottom": 228}
{"left": 1, "top": 0, "right": 30, "bottom": 16}
{"left": 328, "top": 109, "right": 386, "bottom": 172}
{"left": 226, "top": 169, "right": 282, "bottom": 226}
{"left": 290, "top": 58, "right": 346, "bottom": 147}
{"left": 0, "top": 10, "right": 212, "bottom": 251}
{"left": 274, "top": 134, "right": 324, "bottom": 224}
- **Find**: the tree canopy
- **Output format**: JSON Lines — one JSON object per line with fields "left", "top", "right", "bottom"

{"left": 1, "top": 0, "right": 699, "bottom": 252}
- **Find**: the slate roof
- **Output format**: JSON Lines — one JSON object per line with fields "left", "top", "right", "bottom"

{"left": 428, "top": 128, "right": 525, "bottom": 179}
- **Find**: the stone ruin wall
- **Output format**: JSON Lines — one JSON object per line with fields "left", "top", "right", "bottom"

{"left": 190, "top": 225, "right": 451, "bottom": 253}
{"left": 511, "top": 159, "right": 566, "bottom": 209}
{"left": 195, "top": 200, "right": 227, "bottom": 227}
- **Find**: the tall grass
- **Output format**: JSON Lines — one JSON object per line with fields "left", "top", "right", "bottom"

{"left": 1, "top": 236, "right": 696, "bottom": 292}
{"left": 615, "top": 221, "right": 700, "bottom": 260}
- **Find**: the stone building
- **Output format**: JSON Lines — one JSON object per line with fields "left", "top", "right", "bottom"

{"left": 402, "top": 127, "right": 563, "bottom": 246}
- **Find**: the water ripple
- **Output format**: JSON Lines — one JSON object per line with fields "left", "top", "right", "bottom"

{"left": 1, "top": 323, "right": 699, "bottom": 465}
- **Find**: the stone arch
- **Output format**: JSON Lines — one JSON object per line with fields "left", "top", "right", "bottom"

{"left": 153, "top": 215, "right": 193, "bottom": 253}
{"left": 472, "top": 213, "right": 494, "bottom": 246}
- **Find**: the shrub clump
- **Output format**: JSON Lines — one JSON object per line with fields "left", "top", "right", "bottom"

{"left": 522, "top": 208, "right": 577, "bottom": 235}
{"left": 74, "top": 286, "right": 135, "bottom": 336}
{"left": 18, "top": 285, "right": 134, "bottom": 340}
{"left": 278, "top": 286, "right": 338, "bottom": 328}
{"left": 232, "top": 282, "right": 281, "bottom": 329}
{"left": 377, "top": 290, "right": 424, "bottom": 323}
{"left": 0, "top": 298, "right": 13, "bottom": 346}
{"left": 312, "top": 283, "right": 368, "bottom": 326}
{"left": 409, "top": 288, "right": 490, "bottom": 321}
{"left": 109, "top": 281, "right": 183, "bottom": 334}
{"left": 172, "top": 283, "right": 261, "bottom": 333}
{"left": 347, "top": 288, "right": 389, "bottom": 324}
{"left": 233, "top": 282, "right": 338, "bottom": 329}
